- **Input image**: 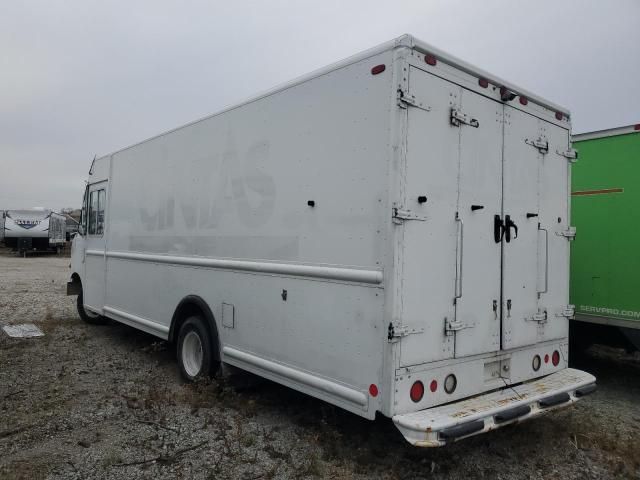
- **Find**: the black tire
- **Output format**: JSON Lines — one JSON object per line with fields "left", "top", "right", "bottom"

{"left": 177, "top": 316, "right": 216, "bottom": 381}
{"left": 77, "top": 290, "right": 108, "bottom": 325}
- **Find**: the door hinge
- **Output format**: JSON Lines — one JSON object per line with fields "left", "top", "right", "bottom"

{"left": 557, "top": 148, "right": 578, "bottom": 162}
{"left": 556, "top": 226, "right": 576, "bottom": 240}
{"left": 556, "top": 305, "right": 575, "bottom": 319}
{"left": 527, "top": 311, "right": 548, "bottom": 324}
{"left": 392, "top": 206, "right": 427, "bottom": 224}
{"left": 444, "top": 317, "right": 474, "bottom": 336}
{"left": 525, "top": 137, "right": 549, "bottom": 154}
{"left": 388, "top": 322, "right": 424, "bottom": 342}
{"left": 450, "top": 108, "right": 479, "bottom": 128}
{"left": 397, "top": 89, "right": 431, "bottom": 112}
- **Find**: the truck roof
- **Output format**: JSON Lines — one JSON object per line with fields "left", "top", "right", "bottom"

{"left": 96, "top": 34, "right": 571, "bottom": 161}
{"left": 573, "top": 123, "right": 640, "bottom": 142}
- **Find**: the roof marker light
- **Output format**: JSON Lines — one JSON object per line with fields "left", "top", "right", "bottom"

{"left": 519, "top": 96, "right": 528, "bottom": 106}
{"left": 371, "top": 64, "right": 386, "bottom": 75}
{"left": 634, "top": 124, "right": 640, "bottom": 131}
{"left": 424, "top": 54, "right": 437, "bottom": 66}
{"left": 478, "top": 78, "right": 489, "bottom": 88}
{"left": 555, "top": 112, "right": 564, "bottom": 121}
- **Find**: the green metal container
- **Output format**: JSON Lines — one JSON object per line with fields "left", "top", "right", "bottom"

{"left": 571, "top": 124, "right": 640, "bottom": 350}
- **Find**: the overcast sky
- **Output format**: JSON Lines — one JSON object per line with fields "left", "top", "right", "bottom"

{"left": 1, "top": 0, "right": 638, "bottom": 210}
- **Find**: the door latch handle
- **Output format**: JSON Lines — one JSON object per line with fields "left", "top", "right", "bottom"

{"left": 506, "top": 299, "right": 512, "bottom": 318}
{"left": 494, "top": 215, "right": 505, "bottom": 243}
{"left": 505, "top": 215, "right": 518, "bottom": 242}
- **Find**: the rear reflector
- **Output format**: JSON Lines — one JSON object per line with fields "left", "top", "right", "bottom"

{"left": 430, "top": 380, "right": 438, "bottom": 393}
{"left": 544, "top": 354, "right": 549, "bottom": 364}
{"left": 410, "top": 381, "right": 424, "bottom": 403}
{"left": 424, "top": 54, "right": 437, "bottom": 66}
{"left": 371, "top": 64, "right": 386, "bottom": 75}
{"left": 478, "top": 78, "right": 489, "bottom": 88}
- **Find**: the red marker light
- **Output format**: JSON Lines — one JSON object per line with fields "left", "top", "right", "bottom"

{"left": 478, "top": 78, "right": 489, "bottom": 88}
{"left": 544, "top": 354, "right": 549, "bottom": 364}
{"left": 519, "top": 96, "right": 528, "bottom": 106}
{"left": 555, "top": 112, "right": 564, "bottom": 121}
{"left": 369, "top": 384, "right": 379, "bottom": 397}
{"left": 410, "top": 381, "right": 424, "bottom": 402}
{"left": 430, "top": 380, "right": 438, "bottom": 393}
{"left": 371, "top": 64, "right": 386, "bottom": 75}
{"left": 634, "top": 124, "right": 640, "bottom": 131}
{"left": 424, "top": 54, "right": 437, "bottom": 66}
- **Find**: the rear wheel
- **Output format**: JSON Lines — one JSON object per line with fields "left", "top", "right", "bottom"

{"left": 77, "top": 290, "right": 108, "bottom": 325}
{"left": 177, "top": 316, "right": 214, "bottom": 381}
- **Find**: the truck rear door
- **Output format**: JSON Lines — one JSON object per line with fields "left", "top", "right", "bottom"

{"left": 398, "top": 65, "right": 572, "bottom": 367}
{"left": 502, "top": 107, "right": 572, "bottom": 349}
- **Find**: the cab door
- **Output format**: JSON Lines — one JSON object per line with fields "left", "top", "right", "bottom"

{"left": 83, "top": 181, "right": 108, "bottom": 313}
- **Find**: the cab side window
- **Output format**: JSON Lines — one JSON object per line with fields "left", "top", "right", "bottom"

{"left": 88, "top": 191, "right": 98, "bottom": 235}
{"left": 97, "top": 190, "right": 105, "bottom": 235}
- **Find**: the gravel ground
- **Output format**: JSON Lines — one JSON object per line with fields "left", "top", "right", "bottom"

{"left": 1, "top": 251, "right": 639, "bottom": 479}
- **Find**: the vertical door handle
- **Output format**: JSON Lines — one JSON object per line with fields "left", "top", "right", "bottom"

{"left": 494, "top": 215, "right": 505, "bottom": 243}
{"left": 505, "top": 215, "right": 518, "bottom": 243}
{"left": 455, "top": 216, "right": 464, "bottom": 299}
{"left": 538, "top": 227, "right": 549, "bottom": 293}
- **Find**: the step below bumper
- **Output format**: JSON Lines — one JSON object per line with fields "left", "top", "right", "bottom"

{"left": 392, "top": 368, "right": 596, "bottom": 447}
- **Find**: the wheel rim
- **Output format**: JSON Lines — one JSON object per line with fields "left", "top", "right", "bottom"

{"left": 182, "top": 331, "right": 203, "bottom": 378}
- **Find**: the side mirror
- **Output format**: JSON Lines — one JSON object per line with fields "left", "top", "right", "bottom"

{"left": 78, "top": 225, "right": 85, "bottom": 236}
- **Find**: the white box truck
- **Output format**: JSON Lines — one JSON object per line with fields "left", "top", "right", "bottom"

{"left": 68, "top": 34, "right": 595, "bottom": 446}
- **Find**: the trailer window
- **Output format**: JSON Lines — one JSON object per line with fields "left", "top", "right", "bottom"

{"left": 97, "top": 190, "right": 105, "bottom": 235}
{"left": 88, "top": 191, "right": 97, "bottom": 235}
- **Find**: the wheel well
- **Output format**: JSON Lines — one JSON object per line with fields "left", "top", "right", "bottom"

{"left": 170, "top": 296, "right": 220, "bottom": 362}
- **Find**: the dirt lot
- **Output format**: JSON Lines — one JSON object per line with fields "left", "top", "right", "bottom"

{"left": 1, "top": 253, "right": 639, "bottom": 480}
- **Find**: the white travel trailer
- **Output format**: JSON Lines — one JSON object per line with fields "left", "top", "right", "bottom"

{"left": 68, "top": 35, "right": 595, "bottom": 446}
{"left": 4, "top": 208, "right": 66, "bottom": 254}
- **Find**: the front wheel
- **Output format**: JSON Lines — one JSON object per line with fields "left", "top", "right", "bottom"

{"left": 177, "top": 316, "right": 215, "bottom": 381}
{"left": 77, "top": 291, "right": 108, "bottom": 325}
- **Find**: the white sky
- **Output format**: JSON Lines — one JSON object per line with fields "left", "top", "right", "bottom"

{"left": 1, "top": 0, "right": 638, "bottom": 210}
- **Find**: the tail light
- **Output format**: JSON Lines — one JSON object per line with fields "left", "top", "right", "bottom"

{"left": 410, "top": 381, "right": 424, "bottom": 403}
{"left": 552, "top": 350, "right": 560, "bottom": 366}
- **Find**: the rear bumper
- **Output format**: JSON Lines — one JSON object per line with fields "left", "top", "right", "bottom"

{"left": 392, "top": 368, "right": 596, "bottom": 447}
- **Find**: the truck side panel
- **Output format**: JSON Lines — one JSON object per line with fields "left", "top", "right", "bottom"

{"left": 104, "top": 50, "right": 397, "bottom": 418}
{"left": 571, "top": 132, "right": 640, "bottom": 326}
